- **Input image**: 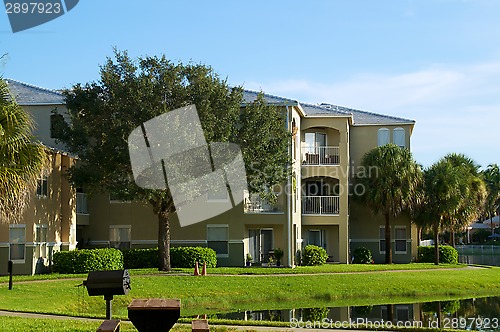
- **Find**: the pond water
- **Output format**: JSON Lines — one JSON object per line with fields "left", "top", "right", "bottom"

{"left": 208, "top": 297, "right": 499, "bottom": 331}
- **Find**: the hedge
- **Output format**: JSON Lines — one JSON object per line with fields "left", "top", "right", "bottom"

{"left": 417, "top": 245, "right": 458, "bottom": 264}
{"left": 352, "top": 247, "right": 373, "bottom": 264}
{"left": 302, "top": 244, "right": 328, "bottom": 266}
{"left": 171, "top": 247, "right": 217, "bottom": 268}
{"left": 53, "top": 248, "right": 123, "bottom": 274}
{"left": 123, "top": 248, "right": 158, "bottom": 269}
{"left": 123, "top": 247, "right": 217, "bottom": 269}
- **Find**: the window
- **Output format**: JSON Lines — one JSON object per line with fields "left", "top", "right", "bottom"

{"left": 50, "top": 113, "right": 65, "bottom": 139}
{"left": 36, "top": 177, "right": 48, "bottom": 197}
{"left": 308, "top": 230, "right": 326, "bottom": 249}
{"left": 207, "top": 225, "right": 228, "bottom": 256}
{"left": 109, "top": 193, "right": 131, "bottom": 203}
{"left": 76, "top": 190, "right": 88, "bottom": 214}
{"left": 109, "top": 225, "right": 131, "bottom": 250}
{"left": 393, "top": 128, "right": 406, "bottom": 148}
{"left": 305, "top": 132, "right": 327, "bottom": 153}
{"left": 395, "top": 226, "right": 407, "bottom": 253}
{"left": 377, "top": 128, "right": 390, "bottom": 146}
{"left": 9, "top": 225, "right": 26, "bottom": 261}
{"left": 35, "top": 224, "right": 48, "bottom": 259}
{"left": 379, "top": 226, "right": 386, "bottom": 254}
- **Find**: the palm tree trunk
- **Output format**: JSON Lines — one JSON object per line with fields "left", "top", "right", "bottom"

{"left": 433, "top": 223, "right": 440, "bottom": 265}
{"left": 385, "top": 213, "right": 392, "bottom": 264}
{"left": 451, "top": 230, "right": 455, "bottom": 248}
{"left": 158, "top": 209, "right": 171, "bottom": 271}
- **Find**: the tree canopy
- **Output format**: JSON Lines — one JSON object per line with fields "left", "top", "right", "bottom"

{"left": 56, "top": 50, "right": 291, "bottom": 270}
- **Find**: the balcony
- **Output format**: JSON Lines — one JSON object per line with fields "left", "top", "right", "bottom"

{"left": 301, "top": 146, "right": 340, "bottom": 166}
{"left": 302, "top": 196, "right": 340, "bottom": 215}
{"left": 244, "top": 191, "right": 282, "bottom": 213}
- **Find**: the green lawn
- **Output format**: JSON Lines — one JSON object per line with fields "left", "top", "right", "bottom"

{"left": 0, "top": 266, "right": 498, "bottom": 319}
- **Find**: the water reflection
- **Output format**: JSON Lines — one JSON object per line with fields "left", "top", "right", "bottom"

{"left": 210, "top": 297, "right": 499, "bottom": 331}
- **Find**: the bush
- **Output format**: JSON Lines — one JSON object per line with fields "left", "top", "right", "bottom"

{"left": 352, "top": 247, "right": 373, "bottom": 264}
{"left": 302, "top": 245, "right": 328, "bottom": 266}
{"left": 123, "top": 248, "right": 158, "bottom": 269}
{"left": 418, "top": 245, "right": 458, "bottom": 264}
{"left": 53, "top": 248, "right": 123, "bottom": 274}
{"left": 171, "top": 247, "right": 217, "bottom": 268}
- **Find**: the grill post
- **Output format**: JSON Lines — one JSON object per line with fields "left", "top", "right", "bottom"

{"left": 105, "top": 294, "right": 113, "bottom": 320}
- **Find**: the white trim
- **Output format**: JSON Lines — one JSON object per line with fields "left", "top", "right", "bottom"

{"left": 171, "top": 240, "right": 207, "bottom": 244}
{"left": 353, "top": 122, "right": 415, "bottom": 127}
{"left": 228, "top": 239, "right": 244, "bottom": 244}
{"left": 109, "top": 225, "right": 132, "bottom": 229}
{"left": 0, "top": 243, "right": 10, "bottom": 248}
{"left": 130, "top": 240, "right": 158, "bottom": 245}
{"left": 349, "top": 239, "right": 380, "bottom": 243}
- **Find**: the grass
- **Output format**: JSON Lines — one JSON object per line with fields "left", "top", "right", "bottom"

{"left": 0, "top": 266, "right": 499, "bottom": 320}
{"left": 0, "top": 317, "right": 245, "bottom": 332}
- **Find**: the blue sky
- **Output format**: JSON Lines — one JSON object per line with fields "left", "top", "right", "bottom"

{"left": 2, "top": 0, "right": 500, "bottom": 167}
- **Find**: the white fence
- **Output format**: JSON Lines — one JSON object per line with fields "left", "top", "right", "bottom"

{"left": 302, "top": 196, "right": 340, "bottom": 215}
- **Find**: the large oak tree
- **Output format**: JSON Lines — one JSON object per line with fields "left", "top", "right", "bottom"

{"left": 56, "top": 51, "right": 290, "bottom": 271}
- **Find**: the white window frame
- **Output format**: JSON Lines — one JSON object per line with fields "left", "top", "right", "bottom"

{"left": 207, "top": 224, "right": 229, "bottom": 257}
{"left": 9, "top": 224, "right": 26, "bottom": 263}
{"left": 34, "top": 224, "right": 48, "bottom": 259}
{"left": 379, "top": 226, "right": 386, "bottom": 254}
{"left": 36, "top": 176, "right": 48, "bottom": 198}
{"left": 109, "top": 225, "right": 131, "bottom": 250}
{"left": 395, "top": 226, "right": 407, "bottom": 254}
{"left": 377, "top": 128, "right": 390, "bottom": 147}
{"left": 393, "top": 127, "right": 406, "bottom": 148}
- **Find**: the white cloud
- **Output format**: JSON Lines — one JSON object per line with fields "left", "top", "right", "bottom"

{"left": 245, "top": 61, "right": 500, "bottom": 167}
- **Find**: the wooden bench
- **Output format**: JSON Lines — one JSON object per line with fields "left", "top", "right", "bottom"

{"left": 192, "top": 319, "right": 209, "bottom": 332}
{"left": 128, "top": 298, "right": 181, "bottom": 332}
{"left": 97, "top": 319, "right": 120, "bottom": 332}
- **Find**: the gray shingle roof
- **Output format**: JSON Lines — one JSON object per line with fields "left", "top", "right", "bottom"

{"left": 242, "top": 90, "right": 298, "bottom": 106}
{"left": 5, "top": 78, "right": 65, "bottom": 105}
{"left": 314, "top": 103, "right": 415, "bottom": 125}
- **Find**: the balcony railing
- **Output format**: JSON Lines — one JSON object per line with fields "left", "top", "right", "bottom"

{"left": 301, "top": 146, "right": 340, "bottom": 165}
{"left": 302, "top": 195, "right": 340, "bottom": 215}
{"left": 244, "top": 191, "right": 282, "bottom": 213}
{"left": 76, "top": 192, "right": 88, "bottom": 214}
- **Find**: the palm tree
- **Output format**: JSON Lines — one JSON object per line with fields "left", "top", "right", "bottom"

{"left": 482, "top": 164, "right": 500, "bottom": 234}
{"left": 417, "top": 154, "right": 484, "bottom": 264}
{"left": 0, "top": 78, "right": 46, "bottom": 221}
{"left": 357, "top": 144, "right": 423, "bottom": 264}
{"left": 443, "top": 154, "right": 486, "bottom": 246}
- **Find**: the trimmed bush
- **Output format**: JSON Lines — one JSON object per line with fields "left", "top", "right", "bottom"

{"left": 171, "top": 247, "right": 217, "bottom": 268}
{"left": 352, "top": 247, "right": 373, "bottom": 264}
{"left": 302, "top": 244, "right": 328, "bottom": 266}
{"left": 53, "top": 248, "right": 123, "bottom": 274}
{"left": 123, "top": 248, "right": 158, "bottom": 269}
{"left": 418, "top": 245, "right": 458, "bottom": 264}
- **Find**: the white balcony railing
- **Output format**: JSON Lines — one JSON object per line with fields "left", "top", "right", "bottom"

{"left": 244, "top": 191, "right": 282, "bottom": 213}
{"left": 76, "top": 192, "right": 88, "bottom": 214}
{"left": 301, "top": 146, "right": 340, "bottom": 165}
{"left": 302, "top": 195, "right": 340, "bottom": 215}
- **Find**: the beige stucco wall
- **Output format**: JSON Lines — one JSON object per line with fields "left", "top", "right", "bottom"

{"left": 0, "top": 152, "right": 77, "bottom": 275}
{"left": 22, "top": 104, "right": 69, "bottom": 151}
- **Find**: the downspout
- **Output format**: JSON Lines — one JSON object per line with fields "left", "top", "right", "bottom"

{"left": 286, "top": 105, "right": 292, "bottom": 267}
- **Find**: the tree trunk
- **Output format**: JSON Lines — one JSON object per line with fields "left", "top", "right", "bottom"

{"left": 385, "top": 213, "right": 392, "bottom": 264}
{"left": 434, "top": 223, "right": 440, "bottom": 265}
{"left": 158, "top": 209, "right": 171, "bottom": 272}
{"left": 451, "top": 230, "right": 455, "bottom": 248}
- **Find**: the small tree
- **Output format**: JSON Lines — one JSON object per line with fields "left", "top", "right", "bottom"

{"left": 357, "top": 144, "right": 423, "bottom": 264}
{"left": 57, "top": 51, "right": 290, "bottom": 271}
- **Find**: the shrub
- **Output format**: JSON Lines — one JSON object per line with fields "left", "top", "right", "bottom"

{"left": 352, "top": 247, "right": 373, "bottom": 264}
{"left": 418, "top": 245, "right": 458, "bottom": 264}
{"left": 171, "top": 247, "right": 217, "bottom": 268}
{"left": 53, "top": 248, "right": 123, "bottom": 274}
{"left": 302, "top": 244, "right": 328, "bottom": 266}
{"left": 123, "top": 248, "right": 158, "bottom": 269}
